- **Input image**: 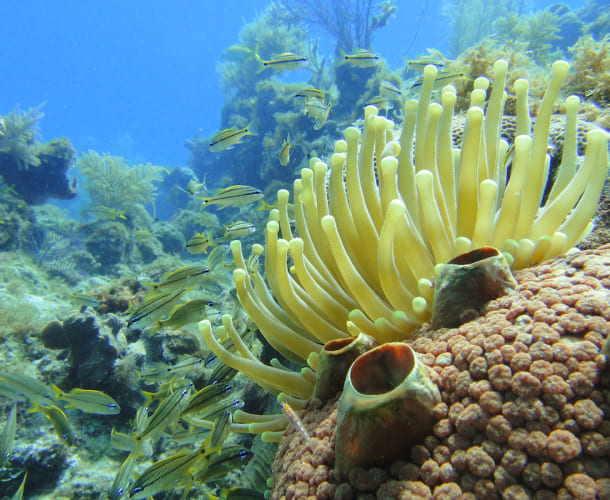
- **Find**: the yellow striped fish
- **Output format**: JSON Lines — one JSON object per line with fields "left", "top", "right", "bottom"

{"left": 209, "top": 123, "right": 255, "bottom": 152}
{"left": 199, "top": 185, "right": 263, "bottom": 209}
{"left": 52, "top": 385, "right": 120, "bottom": 415}
{"left": 256, "top": 52, "right": 307, "bottom": 72}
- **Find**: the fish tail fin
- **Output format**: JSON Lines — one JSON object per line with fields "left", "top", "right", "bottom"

{"left": 51, "top": 384, "right": 64, "bottom": 401}
{"left": 255, "top": 53, "right": 268, "bottom": 74}
{"left": 27, "top": 401, "right": 41, "bottom": 414}
{"left": 149, "top": 321, "right": 162, "bottom": 335}
{"left": 256, "top": 199, "right": 270, "bottom": 211}
{"left": 141, "top": 281, "right": 158, "bottom": 291}
{"left": 204, "top": 231, "right": 214, "bottom": 253}
{"left": 244, "top": 120, "right": 257, "bottom": 136}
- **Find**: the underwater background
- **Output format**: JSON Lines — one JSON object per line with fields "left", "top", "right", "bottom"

{"left": 0, "top": 0, "right": 609, "bottom": 499}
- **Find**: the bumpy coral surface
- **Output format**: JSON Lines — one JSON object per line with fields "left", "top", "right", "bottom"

{"left": 271, "top": 244, "right": 610, "bottom": 499}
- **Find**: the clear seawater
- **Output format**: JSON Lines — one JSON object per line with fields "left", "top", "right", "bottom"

{"left": 1, "top": 0, "right": 587, "bottom": 169}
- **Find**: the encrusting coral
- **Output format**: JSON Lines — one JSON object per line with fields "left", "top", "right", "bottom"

{"left": 269, "top": 244, "right": 610, "bottom": 499}
{"left": 199, "top": 59, "right": 609, "bottom": 407}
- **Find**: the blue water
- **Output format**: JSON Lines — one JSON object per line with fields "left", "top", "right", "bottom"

{"left": 0, "top": 0, "right": 587, "bottom": 168}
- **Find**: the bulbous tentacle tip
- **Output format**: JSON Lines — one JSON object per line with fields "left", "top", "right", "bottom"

{"left": 312, "top": 332, "right": 378, "bottom": 403}
{"left": 431, "top": 246, "right": 517, "bottom": 329}
{"left": 334, "top": 342, "right": 441, "bottom": 478}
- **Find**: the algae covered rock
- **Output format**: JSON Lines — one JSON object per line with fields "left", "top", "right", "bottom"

{"left": 42, "top": 314, "right": 118, "bottom": 387}
{"left": 0, "top": 187, "right": 37, "bottom": 250}
{"left": 154, "top": 221, "right": 186, "bottom": 255}
{"left": 83, "top": 220, "right": 131, "bottom": 268}
{"left": 3, "top": 442, "right": 68, "bottom": 496}
{"left": 0, "top": 137, "right": 77, "bottom": 205}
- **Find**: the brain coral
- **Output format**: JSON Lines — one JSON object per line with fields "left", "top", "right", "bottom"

{"left": 271, "top": 244, "right": 610, "bottom": 500}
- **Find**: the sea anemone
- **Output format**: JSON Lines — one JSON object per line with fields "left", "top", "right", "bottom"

{"left": 199, "top": 60, "right": 608, "bottom": 413}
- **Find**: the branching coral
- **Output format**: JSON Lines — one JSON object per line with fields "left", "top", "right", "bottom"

{"left": 76, "top": 151, "right": 167, "bottom": 218}
{"left": 199, "top": 60, "right": 609, "bottom": 428}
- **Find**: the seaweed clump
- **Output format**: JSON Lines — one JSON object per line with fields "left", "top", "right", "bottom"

{"left": 277, "top": 0, "right": 397, "bottom": 55}
{"left": 441, "top": 0, "right": 516, "bottom": 57}
{"left": 565, "top": 36, "right": 610, "bottom": 109}
{"left": 495, "top": 8, "right": 562, "bottom": 62}
{"left": 76, "top": 151, "right": 167, "bottom": 220}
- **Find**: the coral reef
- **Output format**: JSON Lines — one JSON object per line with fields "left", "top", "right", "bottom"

{"left": 198, "top": 58, "right": 608, "bottom": 497}
{"left": 269, "top": 244, "right": 610, "bottom": 499}
{"left": 278, "top": 0, "right": 397, "bottom": 55}
{"left": 200, "top": 60, "right": 609, "bottom": 380}
{"left": 0, "top": 187, "right": 36, "bottom": 251}
{"left": 442, "top": 0, "right": 515, "bottom": 57}
{"left": 189, "top": 1, "right": 397, "bottom": 193}
{"left": 82, "top": 220, "right": 132, "bottom": 268}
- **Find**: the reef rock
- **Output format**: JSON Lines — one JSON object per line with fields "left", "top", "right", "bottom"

{"left": 0, "top": 137, "right": 77, "bottom": 205}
